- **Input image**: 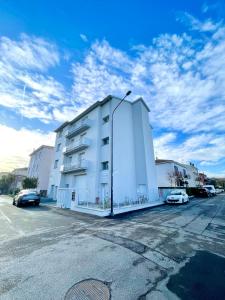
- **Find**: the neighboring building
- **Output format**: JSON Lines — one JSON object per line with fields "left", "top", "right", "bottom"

{"left": 28, "top": 145, "right": 54, "bottom": 195}
{"left": 48, "top": 95, "right": 160, "bottom": 216}
{"left": 198, "top": 173, "right": 208, "bottom": 186}
{"left": 185, "top": 163, "right": 199, "bottom": 187}
{"left": 11, "top": 167, "right": 28, "bottom": 191}
{"left": 156, "top": 159, "right": 199, "bottom": 188}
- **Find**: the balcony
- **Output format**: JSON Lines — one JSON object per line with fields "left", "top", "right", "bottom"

{"left": 63, "top": 138, "right": 90, "bottom": 155}
{"left": 60, "top": 160, "right": 88, "bottom": 174}
{"left": 65, "top": 119, "right": 91, "bottom": 139}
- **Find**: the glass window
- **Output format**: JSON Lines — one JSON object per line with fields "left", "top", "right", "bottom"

{"left": 174, "top": 165, "right": 179, "bottom": 175}
{"left": 56, "top": 143, "right": 61, "bottom": 152}
{"left": 102, "top": 137, "right": 109, "bottom": 145}
{"left": 103, "top": 115, "right": 109, "bottom": 123}
{"left": 54, "top": 160, "right": 58, "bottom": 169}
{"left": 102, "top": 161, "right": 109, "bottom": 170}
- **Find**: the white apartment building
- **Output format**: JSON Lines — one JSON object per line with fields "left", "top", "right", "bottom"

{"left": 48, "top": 95, "right": 160, "bottom": 216}
{"left": 28, "top": 145, "right": 54, "bottom": 195}
{"left": 156, "top": 159, "right": 199, "bottom": 188}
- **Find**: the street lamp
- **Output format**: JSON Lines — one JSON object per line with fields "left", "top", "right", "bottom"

{"left": 110, "top": 91, "right": 132, "bottom": 216}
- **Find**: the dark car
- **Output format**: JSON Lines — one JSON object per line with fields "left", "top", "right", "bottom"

{"left": 195, "top": 188, "right": 211, "bottom": 198}
{"left": 13, "top": 190, "right": 40, "bottom": 207}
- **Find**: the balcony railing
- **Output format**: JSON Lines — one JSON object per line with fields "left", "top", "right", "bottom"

{"left": 65, "top": 119, "right": 91, "bottom": 139}
{"left": 60, "top": 160, "right": 88, "bottom": 174}
{"left": 63, "top": 138, "right": 90, "bottom": 155}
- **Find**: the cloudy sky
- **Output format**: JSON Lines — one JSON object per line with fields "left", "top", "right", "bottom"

{"left": 0, "top": 0, "right": 225, "bottom": 177}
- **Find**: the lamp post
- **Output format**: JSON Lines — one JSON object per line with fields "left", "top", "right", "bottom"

{"left": 110, "top": 91, "right": 132, "bottom": 216}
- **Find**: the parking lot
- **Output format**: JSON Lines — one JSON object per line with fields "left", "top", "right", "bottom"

{"left": 1, "top": 194, "right": 225, "bottom": 299}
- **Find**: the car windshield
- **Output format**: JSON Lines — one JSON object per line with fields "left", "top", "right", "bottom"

{"left": 205, "top": 187, "right": 212, "bottom": 190}
{"left": 170, "top": 191, "right": 183, "bottom": 195}
{"left": 19, "top": 190, "right": 37, "bottom": 196}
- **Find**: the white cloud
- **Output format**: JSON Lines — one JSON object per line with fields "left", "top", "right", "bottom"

{"left": 153, "top": 132, "right": 225, "bottom": 168}
{"left": 177, "top": 12, "right": 220, "bottom": 32}
{"left": 0, "top": 34, "right": 59, "bottom": 71}
{"left": 80, "top": 34, "right": 88, "bottom": 43}
{"left": 0, "top": 34, "right": 71, "bottom": 123}
{"left": 0, "top": 124, "right": 55, "bottom": 172}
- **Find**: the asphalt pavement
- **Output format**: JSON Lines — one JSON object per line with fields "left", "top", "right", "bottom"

{"left": 1, "top": 194, "right": 225, "bottom": 299}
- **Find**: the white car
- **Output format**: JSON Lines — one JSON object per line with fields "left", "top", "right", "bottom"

{"left": 203, "top": 185, "right": 216, "bottom": 196}
{"left": 166, "top": 190, "right": 189, "bottom": 204}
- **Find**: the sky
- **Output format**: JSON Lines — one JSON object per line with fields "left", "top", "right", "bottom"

{"left": 0, "top": 0, "right": 225, "bottom": 177}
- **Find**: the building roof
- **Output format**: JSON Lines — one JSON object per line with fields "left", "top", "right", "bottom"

{"left": 54, "top": 95, "right": 150, "bottom": 132}
{"left": 156, "top": 159, "right": 187, "bottom": 168}
{"left": 156, "top": 159, "right": 198, "bottom": 170}
{"left": 155, "top": 159, "right": 174, "bottom": 164}
{"left": 30, "top": 145, "right": 54, "bottom": 156}
{"left": 12, "top": 167, "right": 28, "bottom": 172}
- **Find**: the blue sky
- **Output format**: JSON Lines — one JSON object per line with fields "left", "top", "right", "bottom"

{"left": 0, "top": 0, "right": 225, "bottom": 177}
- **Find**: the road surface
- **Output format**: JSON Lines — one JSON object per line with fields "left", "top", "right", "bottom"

{"left": 1, "top": 194, "right": 225, "bottom": 299}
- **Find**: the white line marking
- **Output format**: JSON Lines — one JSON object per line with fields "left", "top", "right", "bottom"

{"left": 0, "top": 209, "right": 12, "bottom": 223}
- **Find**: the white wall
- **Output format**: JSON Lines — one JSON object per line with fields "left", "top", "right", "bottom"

{"left": 156, "top": 162, "right": 198, "bottom": 187}
{"left": 113, "top": 98, "right": 137, "bottom": 205}
{"left": 185, "top": 164, "right": 199, "bottom": 187}
{"left": 48, "top": 130, "right": 67, "bottom": 199}
{"left": 156, "top": 163, "right": 175, "bottom": 187}
{"left": 28, "top": 146, "right": 54, "bottom": 192}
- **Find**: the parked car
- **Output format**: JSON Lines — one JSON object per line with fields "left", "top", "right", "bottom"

{"left": 215, "top": 188, "right": 224, "bottom": 194}
{"left": 203, "top": 185, "right": 216, "bottom": 196}
{"left": 13, "top": 189, "right": 40, "bottom": 207}
{"left": 195, "top": 188, "right": 211, "bottom": 198}
{"left": 166, "top": 190, "right": 189, "bottom": 204}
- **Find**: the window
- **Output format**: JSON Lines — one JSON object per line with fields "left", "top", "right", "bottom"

{"left": 102, "top": 161, "right": 109, "bottom": 170}
{"left": 78, "top": 152, "right": 85, "bottom": 164}
{"left": 54, "top": 160, "right": 58, "bottom": 169}
{"left": 80, "top": 133, "right": 86, "bottom": 144}
{"left": 56, "top": 143, "right": 61, "bottom": 152}
{"left": 103, "top": 115, "right": 109, "bottom": 123}
{"left": 102, "top": 137, "right": 109, "bottom": 145}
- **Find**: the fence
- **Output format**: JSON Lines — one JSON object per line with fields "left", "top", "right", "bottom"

{"left": 57, "top": 188, "right": 154, "bottom": 211}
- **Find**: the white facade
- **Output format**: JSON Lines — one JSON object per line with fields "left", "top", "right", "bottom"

{"left": 156, "top": 160, "right": 199, "bottom": 188}
{"left": 11, "top": 167, "right": 28, "bottom": 190}
{"left": 28, "top": 145, "right": 54, "bottom": 193}
{"left": 48, "top": 95, "right": 160, "bottom": 216}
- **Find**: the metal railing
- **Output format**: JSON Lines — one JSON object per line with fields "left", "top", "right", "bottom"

{"left": 60, "top": 160, "right": 88, "bottom": 173}
{"left": 66, "top": 119, "right": 91, "bottom": 138}
{"left": 63, "top": 138, "right": 90, "bottom": 155}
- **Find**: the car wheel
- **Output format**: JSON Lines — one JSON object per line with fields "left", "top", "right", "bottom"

{"left": 35, "top": 202, "right": 39, "bottom": 206}
{"left": 16, "top": 202, "right": 20, "bottom": 207}
{"left": 12, "top": 200, "right": 15, "bottom": 205}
